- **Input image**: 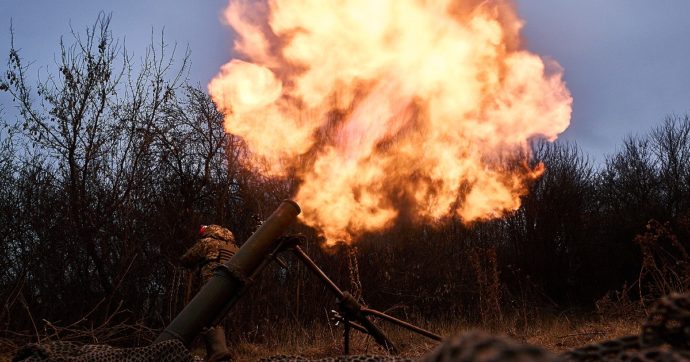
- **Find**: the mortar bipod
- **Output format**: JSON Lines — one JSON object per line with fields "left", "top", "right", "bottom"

{"left": 276, "top": 235, "right": 442, "bottom": 355}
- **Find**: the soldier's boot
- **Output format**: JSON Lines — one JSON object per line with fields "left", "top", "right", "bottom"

{"left": 203, "top": 326, "right": 231, "bottom": 362}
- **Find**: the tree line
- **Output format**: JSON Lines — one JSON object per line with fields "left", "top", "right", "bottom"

{"left": 1, "top": 15, "right": 689, "bottom": 345}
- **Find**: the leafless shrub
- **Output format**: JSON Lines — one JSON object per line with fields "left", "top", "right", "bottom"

{"left": 636, "top": 219, "right": 690, "bottom": 310}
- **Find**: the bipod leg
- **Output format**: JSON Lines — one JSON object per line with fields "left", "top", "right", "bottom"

{"left": 343, "top": 314, "right": 350, "bottom": 355}
{"left": 338, "top": 291, "right": 397, "bottom": 354}
{"left": 361, "top": 308, "right": 443, "bottom": 342}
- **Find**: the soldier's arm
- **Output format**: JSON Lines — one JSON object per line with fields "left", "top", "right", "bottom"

{"left": 180, "top": 241, "right": 210, "bottom": 267}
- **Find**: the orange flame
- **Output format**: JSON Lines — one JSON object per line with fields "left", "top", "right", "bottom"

{"left": 209, "top": 0, "right": 572, "bottom": 245}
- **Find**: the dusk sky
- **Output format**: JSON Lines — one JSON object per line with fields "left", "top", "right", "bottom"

{"left": 2, "top": 1, "right": 689, "bottom": 163}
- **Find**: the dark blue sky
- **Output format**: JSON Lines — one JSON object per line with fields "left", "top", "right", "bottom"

{"left": 2, "top": 1, "right": 689, "bottom": 161}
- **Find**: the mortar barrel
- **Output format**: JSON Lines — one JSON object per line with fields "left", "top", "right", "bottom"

{"left": 155, "top": 200, "right": 301, "bottom": 345}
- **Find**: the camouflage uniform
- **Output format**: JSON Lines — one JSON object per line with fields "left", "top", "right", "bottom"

{"left": 180, "top": 225, "right": 238, "bottom": 362}
{"left": 180, "top": 224, "right": 239, "bottom": 283}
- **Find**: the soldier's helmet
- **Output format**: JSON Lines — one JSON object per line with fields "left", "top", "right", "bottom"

{"left": 199, "top": 224, "right": 235, "bottom": 243}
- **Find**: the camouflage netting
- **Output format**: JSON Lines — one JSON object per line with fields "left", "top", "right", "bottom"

{"left": 563, "top": 292, "right": 690, "bottom": 361}
{"left": 260, "top": 356, "right": 412, "bottom": 362}
{"left": 12, "top": 339, "right": 193, "bottom": 362}
{"left": 419, "top": 331, "right": 556, "bottom": 362}
{"left": 12, "top": 293, "right": 690, "bottom": 362}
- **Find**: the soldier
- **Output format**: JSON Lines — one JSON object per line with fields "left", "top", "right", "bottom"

{"left": 180, "top": 224, "right": 239, "bottom": 362}
{"left": 180, "top": 225, "right": 239, "bottom": 283}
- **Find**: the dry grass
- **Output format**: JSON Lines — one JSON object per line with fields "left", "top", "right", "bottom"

{"left": 513, "top": 314, "right": 639, "bottom": 352}
{"left": 1, "top": 301, "right": 644, "bottom": 361}
{"left": 225, "top": 310, "right": 642, "bottom": 361}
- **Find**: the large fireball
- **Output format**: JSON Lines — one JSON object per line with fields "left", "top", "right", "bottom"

{"left": 209, "top": 0, "right": 572, "bottom": 245}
